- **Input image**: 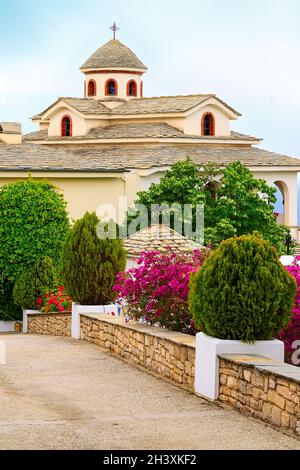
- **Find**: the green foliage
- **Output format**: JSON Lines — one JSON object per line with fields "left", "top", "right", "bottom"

{"left": 128, "top": 158, "right": 291, "bottom": 254}
{"left": 0, "top": 279, "right": 22, "bottom": 321}
{"left": 13, "top": 257, "right": 58, "bottom": 310}
{"left": 0, "top": 178, "right": 70, "bottom": 282}
{"left": 189, "top": 234, "right": 297, "bottom": 342}
{"left": 207, "top": 161, "right": 288, "bottom": 253}
{"left": 61, "top": 212, "right": 126, "bottom": 305}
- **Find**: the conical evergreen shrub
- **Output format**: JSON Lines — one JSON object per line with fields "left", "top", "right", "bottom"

{"left": 61, "top": 212, "right": 126, "bottom": 305}
{"left": 189, "top": 234, "right": 297, "bottom": 343}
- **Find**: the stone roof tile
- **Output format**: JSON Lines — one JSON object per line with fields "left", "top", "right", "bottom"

{"left": 124, "top": 225, "right": 201, "bottom": 257}
{"left": 80, "top": 39, "right": 147, "bottom": 71}
{"left": 32, "top": 94, "right": 241, "bottom": 120}
{"left": 1, "top": 143, "right": 300, "bottom": 172}
{"left": 23, "top": 123, "right": 259, "bottom": 142}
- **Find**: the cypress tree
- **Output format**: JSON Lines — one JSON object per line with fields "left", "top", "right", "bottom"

{"left": 61, "top": 212, "right": 126, "bottom": 305}
{"left": 189, "top": 234, "right": 297, "bottom": 343}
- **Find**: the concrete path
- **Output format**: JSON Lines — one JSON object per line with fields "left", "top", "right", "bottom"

{"left": 0, "top": 334, "right": 299, "bottom": 450}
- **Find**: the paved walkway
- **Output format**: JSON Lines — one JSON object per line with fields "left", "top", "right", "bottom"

{"left": 0, "top": 334, "right": 299, "bottom": 450}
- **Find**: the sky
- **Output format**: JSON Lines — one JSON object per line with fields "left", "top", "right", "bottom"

{"left": 0, "top": 0, "right": 300, "bottom": 158}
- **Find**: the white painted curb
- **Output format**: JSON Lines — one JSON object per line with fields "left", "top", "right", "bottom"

{"left": 22, "top": 310, "right": 40, "bottom": 334}
{"left": 0, "top": 321, "right": 15, "bottom": 333}
{"left": 195, "top": 332, "right": 284, "bottom": 400}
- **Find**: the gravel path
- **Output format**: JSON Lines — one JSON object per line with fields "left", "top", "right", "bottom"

{"left": 0, "top": 334, "right": 299, "bottom": 450}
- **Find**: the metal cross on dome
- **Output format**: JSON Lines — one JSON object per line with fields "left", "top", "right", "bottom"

{"left": 110, "top": 22, "right": 120, "bottom": 40}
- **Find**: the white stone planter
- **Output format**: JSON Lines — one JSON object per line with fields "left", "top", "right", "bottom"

{"left": 23, "top": 310, "right": 40, "bottom": 334}
{"left": 195, "top": 332, "right": 284, "bottom": 400}
{"left": 71, "top": 303, "right": 120, "bottom": 339}
{"left": 0, "top": 321, "right": 15, "bottom": 333}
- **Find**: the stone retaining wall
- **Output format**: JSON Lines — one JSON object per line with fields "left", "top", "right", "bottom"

{"left": 80, "top": 314, "right": 195, "bottom": 391}
{"left": 219, "top": 355, "right": 300, "bottom": 435}
{"left": 28, "top": 313, "right": 72, "bottom": 337}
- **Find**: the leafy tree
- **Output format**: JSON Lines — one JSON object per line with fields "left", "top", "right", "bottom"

{"left": 13, "top": 257, "right": 58, "bottom": 310}
{"left": 189, "top": 234, "right": 296, "bottom": 342}
{"left": 127, "top": 158, "right": 291, "bottom": 254}
{"left": 0, "top": 179, "right": 69, "bottom": 281}
{"left": 0, "top": 178, "right": 69, "bottom": 319}
{"left": 61, "top": 212, "right": 126, "bottom": 305}
{"left": 210, "top": 161, "right": 287, "bottom": 251}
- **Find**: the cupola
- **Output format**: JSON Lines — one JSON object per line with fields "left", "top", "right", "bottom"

{"left": 80, "top": 26, "right": 147, "bottom": 102}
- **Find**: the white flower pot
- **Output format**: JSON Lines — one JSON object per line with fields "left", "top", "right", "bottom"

{"left": 71, "top": 303, "right": 120, "bottom": 339}
{"left": 195, "top": 332, "right": 284, "bottom": 400}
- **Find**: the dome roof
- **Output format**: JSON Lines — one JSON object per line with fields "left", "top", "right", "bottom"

{"left": 80, "top": 39, "right": 147, "bottom": 71}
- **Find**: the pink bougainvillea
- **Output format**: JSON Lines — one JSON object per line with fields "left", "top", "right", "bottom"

{"left": 278, "top": 257, "right": 300, "bottom": 365}
{"left": 113, "top": 249, "right": 209, "bottom": 335}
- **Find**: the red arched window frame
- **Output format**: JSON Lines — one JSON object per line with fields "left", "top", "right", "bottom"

{"left": 87, "top": 80, "right": 96, "bottom": 97}
{"left": 105, "top": 79, "right": 118, "bottom": 96}
{"left": 140, "top": 81, "right": 143, "bottom": 98}
{"left": 127, "top": 80, "right": 137, "bottom": 97}
{"left": 201, "top": 112, "right": 215, "bottom": 136}
{"left": 61, "top": 115, "right": 72, "bottom": 137}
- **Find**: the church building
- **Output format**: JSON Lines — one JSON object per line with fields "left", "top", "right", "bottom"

{"left": 1, "top": 27, "right": 299, "bottom": 238}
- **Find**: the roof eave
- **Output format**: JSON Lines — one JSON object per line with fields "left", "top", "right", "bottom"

{"left": 80, "top": 66, "right": 147, "bottom": 73}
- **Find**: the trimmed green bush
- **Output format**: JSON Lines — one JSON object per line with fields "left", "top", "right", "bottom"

{"left": 61, "top": 212, "right": 126, "bottom": 305}
{"left": 189, "top": 234, "right": 297, "bottom": 343}
{"left": 13, "top": 257, "right": 58, "bottom": 310}
{"left": 0, "top": 178, "right": 69, "bottom": 282}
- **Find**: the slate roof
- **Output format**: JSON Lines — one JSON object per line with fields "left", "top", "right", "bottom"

{"left": 23, "top": 124, "right": 260, "bottom": 142}
{"left": 124, "top": 225, "right": 201, "bottom": 257}
{"left": 31, "top": 98, "right": 109, "bottom": 119}
{"left": 80, "top": 39, "right": 147, "bottom": 71}
{"left": 1, "top": 143, "right": 299, "bottom": 172}
{"left": 31, "top": 94, "right": 241, "bottom": 120}
{"left": 109, "top": 95, "right": 241, "bottom": 116}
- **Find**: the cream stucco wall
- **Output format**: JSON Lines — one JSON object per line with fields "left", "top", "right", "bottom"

{"left": 84, "top": 72, "right": 143, "bottom": 100}
{"left": 48, "top": 108, "right": 88, "bottom": 137}
{"left": 0, "top": 175, "right": 127, "bottom": 223}
{"left": 183, "top": 105, "right": 231, "bottom": 136}
{"left": 0, "top": 168, "right": 297, "bottom": 233}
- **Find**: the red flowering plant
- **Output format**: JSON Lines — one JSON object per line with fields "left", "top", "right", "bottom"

{"left": 277, "top": 257, "right": 300, "bottom": 365}
{"left": 37, "top": 285, "right": 72, "bottom": 314}
{"left": 113, "top": 249, "right": 209, "bottom": 335}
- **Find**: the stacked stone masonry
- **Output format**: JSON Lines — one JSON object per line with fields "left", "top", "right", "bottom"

{"left": 219, "top": 357, "right": 300, "bottom": 435}
{"left": 80, "top": 315, "right": 195, "bottom": 391}
{"left": 28, "top": 313, "right": 72, "bottom": 337}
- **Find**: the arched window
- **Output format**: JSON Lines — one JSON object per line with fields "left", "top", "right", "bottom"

{"left": 87, "top": 80, "right": 96, "bottom": 97}
{"left": 105, "top": 79, "right": 118, "bottom": 96}
{"left": 140, "top": 81, "right": 143, "bottom": 98}
{"left": 61, "top": 115, "right": 72, "bottom": 137}
{"left": 201, "top": 113, "right": 215, "bottom": 136}
{"left": 0, "top": 124, "right": 3, "bottom": 133}
{"left": 127, "top": 80, "right": 137, "bottom": 97}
